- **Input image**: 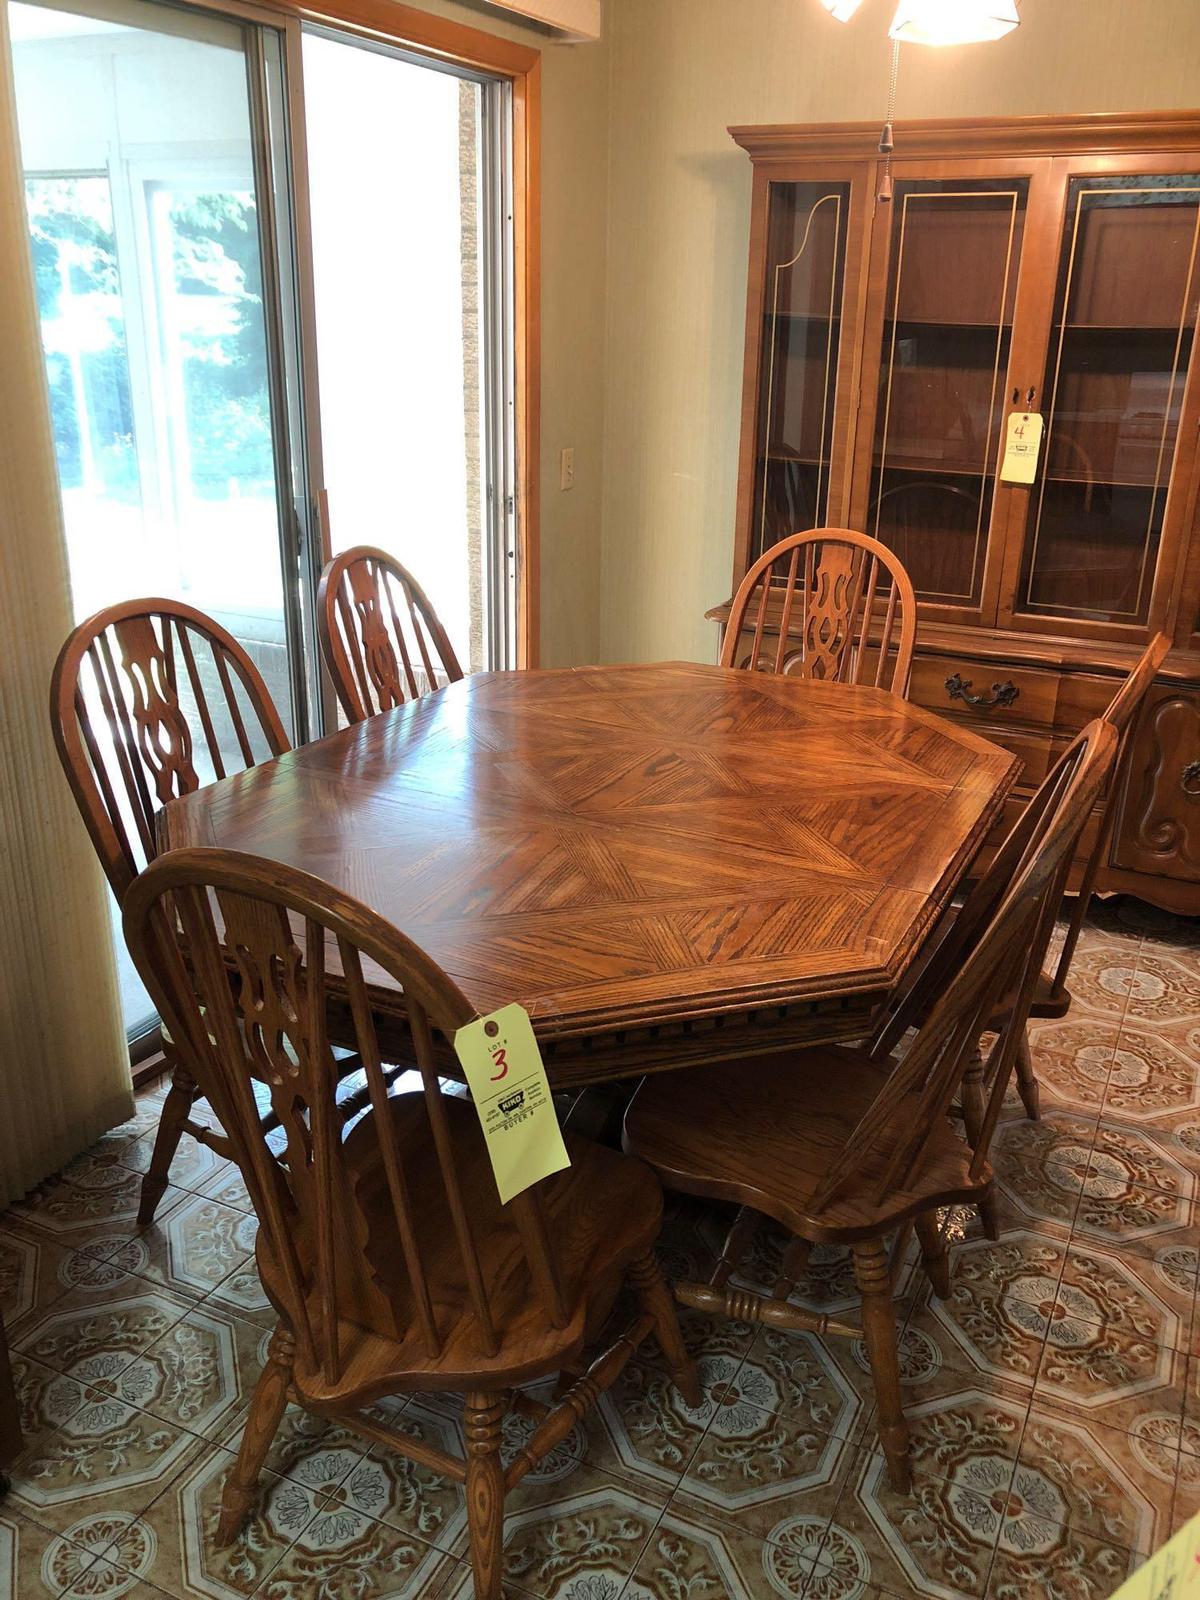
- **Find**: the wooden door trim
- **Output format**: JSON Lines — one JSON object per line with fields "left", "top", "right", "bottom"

{"left": 277, "top": 0, "right": 542, "bottom": 668}
{"left": 731, "top": 113, "right": 1200, "bottom": 164}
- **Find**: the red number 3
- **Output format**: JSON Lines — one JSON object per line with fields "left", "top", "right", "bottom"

{"left": 490, "top": 1047, "right": 509, "bottom": 1082}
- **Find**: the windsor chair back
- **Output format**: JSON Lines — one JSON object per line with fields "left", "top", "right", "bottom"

{"left": 50, "top": 599, "right": 292, "bottom": 1221}
{"left": 721, "top": 527, "right": 917, "bottom": 696}
{"left": 318, "top": 545, "right": 463, "bottom": 723}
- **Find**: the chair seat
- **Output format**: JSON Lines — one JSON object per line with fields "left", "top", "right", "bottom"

{"left": 623, "top": 1044, "right": 990, "bottom": 1246}
{"left": 259, "top": 1092, "right": 662, "bottom": 1405}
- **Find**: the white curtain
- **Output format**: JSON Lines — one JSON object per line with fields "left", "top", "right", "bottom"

{"left": 0, "top": 2, "right": 133, "bottom": 1205}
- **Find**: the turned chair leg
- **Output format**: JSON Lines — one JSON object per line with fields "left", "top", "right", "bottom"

{"left": 1014, "top": 1024, "right": 1041, "bottom": 1121}
{"left": 914, "top": 1210, "right": 950, "bottom": 1299}
{"left": 854, "top": 1238, "right": 910, "bottom": 1495}
{"left": 138, "top": 1053, "right": 201, "bottom": 1225}
{"left": 464, "top": 1392, "right": 507, "bottom": 1600}
{"left": 772, "top": 1235, "right": 813, "bottom": 1300}
{"left": 217, "top": 1326, "right": 294, "bottom": 1545}
{"left": 629, "top": 1250, "right": 703, "bottom": 1409}
{"left": 961, "top": 1056, "right": 1000, "bottom": 1241}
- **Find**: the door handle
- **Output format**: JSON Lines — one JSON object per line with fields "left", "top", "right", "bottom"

{"left": 945, "top": 673, "right": 1020, "bottom": 711}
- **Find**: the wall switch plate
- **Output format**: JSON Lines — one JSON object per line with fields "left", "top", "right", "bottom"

{"left": 560, "top": 447, "right": 575, "bottom": 491}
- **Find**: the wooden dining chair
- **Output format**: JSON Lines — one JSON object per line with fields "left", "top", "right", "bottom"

{"left": 50, "top": 599, "right": 360, "bottom": 1223}
{"left": 318, "top": 545, "right": 464, "bottom": 724}
{"left": 123, "top": 846, "right": 700, "bottom": 1600}
{"left": 721, "top": 527, "right": 917, "bottom": 696}
{"left": 624, "top": 717, "right": 1116, "bottom": 1495}
{"left": 920, "top": 632, "right": 1171, "bottom": 1123}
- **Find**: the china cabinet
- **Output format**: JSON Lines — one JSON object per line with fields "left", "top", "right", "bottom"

{"left": 715, "top": 114, "right": 1200, "bottom": 913}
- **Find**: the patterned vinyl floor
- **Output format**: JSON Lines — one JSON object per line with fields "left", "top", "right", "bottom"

{"left": 1, "top": 898, "right": 1197, "bottom": 1600}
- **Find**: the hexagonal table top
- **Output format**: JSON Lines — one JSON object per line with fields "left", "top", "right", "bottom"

{"left": 161, "top": 663, "right": 1017, "bottom": 1080}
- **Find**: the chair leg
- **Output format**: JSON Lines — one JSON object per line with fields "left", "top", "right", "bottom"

{"left": 217, "top": 1326, "right": 294, "bottom": 1545}
{"left": 709, "top": 1204, "right": 760, "bottom": 1289}
{"left": 464, "top": 1392, "right": 507, "bottom": 1600}
{"left": 961, "top": 1055, "right": 1000, "bottom": 1241}
{"left": 137, "top": 1056, "right": 200, "bottom": 1225}
{"left": 629, "top": 1250, "right": 703, "bottom": 1409}
{"left": 1014, "top": 1024, "right": 1041, "bottom": 1121}
{"left": 772, "top": 1235, "right": 813, "bottom": 1300}
{"left": 914, "top": 1210, "right": 950, "bottom": 1299}
{"left": 853, "top": 1239, "right": 910, "bottom": 1495}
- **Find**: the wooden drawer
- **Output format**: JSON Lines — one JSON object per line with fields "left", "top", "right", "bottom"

{"left": 911, "top": 654, "right": 1120, "bottom": 733}
{"left": 910, "top": 656, "right": 1061, "bottom": 727}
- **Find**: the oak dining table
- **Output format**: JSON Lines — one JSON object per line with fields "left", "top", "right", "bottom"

{"left": 158, "top": 661, "right": 1020, "bottom": 1087}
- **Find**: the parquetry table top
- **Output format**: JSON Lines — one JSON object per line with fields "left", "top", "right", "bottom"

{"left": 160, "top": 662, "right": 1018, "bottom": 1080}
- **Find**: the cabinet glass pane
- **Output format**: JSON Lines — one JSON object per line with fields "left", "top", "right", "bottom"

{"left": 869, "top": 179, "right": 1027, "bottom": 608}
{"left": 1017, "top": 174, "right": 1200, "bottom": 626}
{"left": 751, "top": 181, "right": 849, "bottom": 560}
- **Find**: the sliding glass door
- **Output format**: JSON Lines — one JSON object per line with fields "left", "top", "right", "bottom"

{"left": 10, "top": 0, "right": 519, "bottom": 1040}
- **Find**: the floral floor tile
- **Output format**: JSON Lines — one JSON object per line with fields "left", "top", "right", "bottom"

{"left": 216, "top": 1398, "right": 367, "bottom": 1491}
{"left": 123, "top": 1304, "right": 268, "bottom": 1443}
{"left": 734, "top": 1326, "right": 874, "bottom": 1444}
{"left": 1086, "top": 1119, "right": 1198, "bottom": 1204}
{"left": 1031, "top": 1318, "right": 1187, "bottom": 1440}
{"left": 0, "top": 1222, "right": 101, "bottom": 1340}
{"left": 123, "top": 1443, "right": 323, "bottom": 1599}
{"left": 674, "top": 1400, "right": 854, "bottom": 1543}
{"left": 1013, "top": 1404, "right": 1169, "bottom": 1554}
{"left": 199, "top": 1259, "right": 273, "bottom": 1329}
{"left": 327, "top": 1400, "right": 467, "bottom": 1554}
{"left": 14, "top": 1270, "right": 196, "bottom": 1391}
{"left": 192, "top": 1167, "right": 251, "bottom": 1217}
{"left": 94, "top": 1197, "right": 257, "bottom": 1306}
{"left": 255, "top": 1501, "right": 446, "bottom": 1600}
{"left": 1026, "top": 1014, "right": 1120, "bottom": 1118}
{"left": 1051, "top": 944, "right": 1141, "bottom": 1023}
{"left": 6, "top": 1382, "right": 209, "bottom": 1539}
{"left": 626, "top": 1500, "right": 812, "bottom": 1600}
{"left": 905, "top": 1231, "right": 1071, "bottom": 1391}
{"left": 985, "top": 1520, "right": 1140, "bottom": 1600}
{"left": 1057, "top": 1237, "right": 1194, "bottom": 1343}
{"left": 8, "top": 1166, "right": 189, "bottom": 1252}
{"left": 822, "top": 1448, "right": 1003, "bottom": 1598}
{"left": 0, "top": 1505, "right": 109, "bottom": 1600}
{"left": 1100, "top": 1020, "right": 1200, "bottom": 1124}
{"left": 990, "top": 1115, "right": 1106, "bottom": 1234}
{"left": 471, "top": 1462, "right": 668, "bottom": 1600}
{"left": 1124, "top": 947, "right": 1200, "bottom": 1026}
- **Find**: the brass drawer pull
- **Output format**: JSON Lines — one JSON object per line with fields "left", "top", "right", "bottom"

{"left": 1183, "top": 759, "right": 1200, "bottom": 796}
{"left": 945, "top": 673, "right": 1020, "bottom": 711}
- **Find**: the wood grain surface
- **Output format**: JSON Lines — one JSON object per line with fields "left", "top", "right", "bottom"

{"left": 160, "top": 662, "right": 1018, "bottom": 1082}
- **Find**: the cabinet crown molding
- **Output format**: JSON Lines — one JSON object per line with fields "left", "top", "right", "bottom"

{"left": 731, "top": 110, "right": 1200, "bottom": 162}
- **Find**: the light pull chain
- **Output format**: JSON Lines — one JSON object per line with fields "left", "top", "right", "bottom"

{"left": 878, "top": 37, "right": 901, "bottom": 203}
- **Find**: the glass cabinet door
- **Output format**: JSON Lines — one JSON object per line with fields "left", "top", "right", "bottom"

{"left": 746, "top": 179, "right": 855, "bottom": 563}
{"left": 1007, "top": 171, "right": 1200, "bottom": 635}
{"left": 855, "top": 175, "right": 1031, "bottom": 620}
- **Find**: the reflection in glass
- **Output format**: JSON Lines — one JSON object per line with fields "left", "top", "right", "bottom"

{"left": 751, "top": 182, "right": 849, "bottom": 560}
{"left": 1018, "top": 176, "right": 1200, "bottom": 625}
{"left": 869, "top": 179, "right": 1027, "bottom": 608}
{"left": 12, "top": 0, "right": 293, "bottom": 1037}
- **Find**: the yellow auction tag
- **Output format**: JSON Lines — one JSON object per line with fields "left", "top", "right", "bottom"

{"left": 454, "top": 1004, "right": 571, "bottom": 1205}
{"left": 1108, "top": 1511, "right": 1200, "bottom": 1598}
{"left": 1000, "top": 411, "right": 1044, "bottom": 484}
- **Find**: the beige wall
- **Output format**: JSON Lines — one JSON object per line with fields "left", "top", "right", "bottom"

{"left": 390, "top": 0, "right": 611, "bottom": 666}
{"left": 597, "top": 0, "right": 1200, "bottom": 666}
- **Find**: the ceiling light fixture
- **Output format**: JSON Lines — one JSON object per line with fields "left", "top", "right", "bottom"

{"left": 815, "top": 0, "right": 1021, "bottom": 201}
{"left": 889, "top": 0, "right": 1020, "bottom": 46}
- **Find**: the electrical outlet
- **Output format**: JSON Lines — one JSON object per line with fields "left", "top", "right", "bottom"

{"left": 560, "top": 447, "right": 575, "bottom": 492}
